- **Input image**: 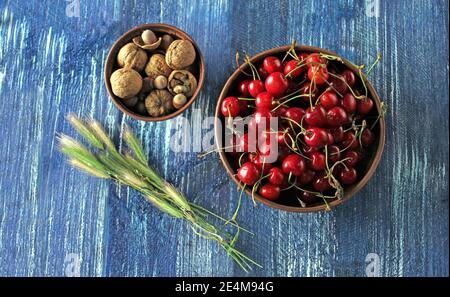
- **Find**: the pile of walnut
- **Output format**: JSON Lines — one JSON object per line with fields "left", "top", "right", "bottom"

{"left": 110, "top": 29, "right": 198, "bottom": 117}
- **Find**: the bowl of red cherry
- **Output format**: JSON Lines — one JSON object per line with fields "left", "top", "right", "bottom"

{"left": 214, "top": 44, "right": 385, "bottom": 212}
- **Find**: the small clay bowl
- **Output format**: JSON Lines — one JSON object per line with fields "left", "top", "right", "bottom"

{"left": 104, "top": 24, "right": 205, "bottom": 122}
{"left": 215, "top": 45, "right": 386, "bottom": 212}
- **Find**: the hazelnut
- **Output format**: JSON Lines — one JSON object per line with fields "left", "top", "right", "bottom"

{"left": 122, "top": 96, "right": 138, "bottom": 107}
{"left": 145, "top": 89, "right": 174, "bottom": 117}
{"left": 141, "top": 29, "right": 157, "bottom": 45}
{"left": 159, "top": 34, "right": 174, "bottom": 50}
{"left": 154, "top": 75, "right": 168, "bottom": 89}
{"left": 135, "top": 101, "right": 148, "bottom": 115}
{"left": 173, "top": 94, "right": 187, "bottom": 109}
{"left": 165, "top": 40, "right": 196, "bottom": 69}
{"left": 167, "top": 70, "right": 197, "bottom": 97}
{"left": 110, "top": 68, "right": 143, "bottom": 99}
{"left": 117, "top": 43, "right": 148, "bottom": 72}
{"left": 145, "top": 54, "right": 172, "bottom": 79}
{"left": 141, "top": 77, "right": 154, "bottom": 93}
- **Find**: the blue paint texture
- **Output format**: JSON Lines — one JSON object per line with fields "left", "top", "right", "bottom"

{"left": 0, "top": 0, "right": 448, "bottom": 276}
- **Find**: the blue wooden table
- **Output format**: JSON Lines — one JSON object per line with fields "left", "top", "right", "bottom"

{"left": 0, "top": 0, "right": 448, "bottom": 277}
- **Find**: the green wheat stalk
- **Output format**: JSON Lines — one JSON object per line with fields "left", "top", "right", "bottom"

{"left": 60, "top": 114, "right": 260, "bottom": 272}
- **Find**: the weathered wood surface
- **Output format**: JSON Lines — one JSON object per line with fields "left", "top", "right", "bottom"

{"left": 0, "top": 0, "right": 448, "bottom": 276}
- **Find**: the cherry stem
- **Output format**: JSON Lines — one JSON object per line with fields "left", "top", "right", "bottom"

{"left": 245, "top": 54, "right": 261, "bottom": 81}
{"left": 328, "top": 72, "right": 365, "bottom": 100}
{"left": 238, "top": 152, "right": 247, "bottom": 167}
{"left": 235, "top": 52, "right": 252, "bottom": 77}
{"left": 228, "top": 183, "right": 246, "bottom": 223}
{"left": 294, "top": 185, "right": 337, "bottom": 199}
{"left": 272, "top": 94, "right": 309, "bottom": 112}
{"left": 197, "top": 144, "right": 238, "bottom": 158}
{"left": 366, "top": 53, "right": 382, "bottom": 76}
{"left": 323, "top": 78, "right": 343, "bottom": 98}
{"left": 237, "top": 97, "right": 256, "bottom": 101}
{"left": 370, "top": 101, "right": 386, "bottom": 130}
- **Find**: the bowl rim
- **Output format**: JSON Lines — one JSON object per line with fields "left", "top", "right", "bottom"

{"left": 104, "top": 23, "right": 205, "bottom": 122}
{"left": 214, "top": 45, "right": 386, "bottom": 213}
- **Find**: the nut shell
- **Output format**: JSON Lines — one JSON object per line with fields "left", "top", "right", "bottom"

{"left": 165, "top": 40, "right": 196, "bottom": 69}
{"left": 110, "top": 68, "right": 143, "bottom": 99}
{"left": 145, "top": 89, "right": 174, "bottom": 117}
{"left": 117, "top": 43, "right": 148, "bottom": 72}
{"left": 145, "top": 54, "right": 172, "bottom": 79}
{"left": 167, "top": 70, "right": 197, "bottom": 97}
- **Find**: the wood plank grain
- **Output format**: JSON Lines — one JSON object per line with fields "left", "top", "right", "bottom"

{"left": 0, "top": 0, "right": 448, "bottom": 276}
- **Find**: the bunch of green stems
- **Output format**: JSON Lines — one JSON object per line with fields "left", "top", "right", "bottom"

{"left": 59, "top": 114, "right": 259, "bottom": 272}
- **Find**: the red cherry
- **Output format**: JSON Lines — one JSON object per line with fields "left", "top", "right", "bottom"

{"left": 320, "top": 91, "right": 339, "bottom": 109}
{"left": 361, "top": 128, "right": 375, "bottom": 146}
{"left": 326, "top": 106, "right": 349, "bottom": 127}
{"left": 299, "top": 190, "right": 319, "bottom": 204}
{"left": 326, "top": 132, "right": 334, "bottom": 145}
{"left": 275, "top": 130, "right": 288, "bottom": 146}
{"left": 339, "top": 167, "right": 358, "bottom": 185}
{"left": 284, "top": 107, "right": 305, "bottom": 125}
{"left": 282, "top": 154, "right": 305, "bottom": 176}
{"left": 259, "top": 183, "right": 280, "bottom": 200}
{"left": 328, "top": 74, "right": 348, "bottom": 95}
{"left": 265, "top": 72, "right": 289, "bottom": 97}
{"left": 238, "top": 80, "right": 252, "bottom": 97}
{"left": 240, "top": 133, "right": 257, "bottom": 152}
{"left": 221, "top": 97, "right": 241, "bottom": 117}
{"left": 302, "top": 145, "right": 319, "bottom": 155}
{"left": 342, "top": 70, "right": 356, "bottom": 87}
{"left": 299, "top": 82, "right": 318, "bottom": 102}
{"left": 343, "top": 150, "right": 359, "bottom": 167}
{"left": 298, "top": 169, "right": 316, "bottom": 185}
{"left": 258, "top": 64, "right": 269, "bottom": 80}
{"left": 340, "top": 131, "right": 359, "bottom": 150}
{"left": 304, "top": 127, "right": 328, "bottom": 148}
{"left": 253, "top": 154, "right": 273, "bottom": 175}
{"left": 258, "top": 139, "right": 277, "bottom": 158}
{"left": 327, "top": 145, "right": 341, "bottom": 164}
{"left": 305, "top": 53, "right": 325, "bottom": 66}
{"left": 253, "top": 108, "right": 273, "bottom": 128}
{"left": 248, "top": 80, "right": 265, "bottom": 97}
{"left": 283, "top": 60, "right": 305, "bottom": 78}
{"left": 227, "top": 134, "right": 240, "bottom": 156}
{"left": 268, "top": 167, "right": 286, "bottom": 186}
{"left": 329, "top": 126, "right": 344, "bottom": 143}
{"left": 357, "top": 97, "right": 374, "bottom": 115}
{"left": 341, "top": 93, "right": 357, "bottom": 113}
{"left": 272, "top": 105, "right": 288, "bottom": 117}
{"left": 277, "top": 145, "right": 290, "bottom": 163}
{"left": 263, "top": 56, "right": 283, "bottom": 74}
{"left": 304, "top": 106, "right": 327, "bottom": 127}
{"left": 312, "top": 172, "right": 331, "bottom": 192}
{"left": 239, "top": 100, "right": 249, "bottom": 115}
{"left": 255, "top": 92, "right": 275, "bottom": 109}
{"left": 308, "top": 66, "right": 329, "bottom": 85}
{"left": 237, "top": 162, "right": 260, "bottom": 185}
{"left": 308, "top": 151, "right": 326, "bottom": 171}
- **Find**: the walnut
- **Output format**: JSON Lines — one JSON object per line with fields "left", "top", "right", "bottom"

{"left": 145, "top": 89, "right": 174, "bottom": 117}
{"left": 167, "top": 70, "right": 197, "bottom": 97}
{"left": 117, "top": 43, "right": 148, "bottom": 72}
{"left": 110, "top": 68, "right": 143, "bottom": 99}
{"left": 165, "top": 40, "right": 196, "bottom": 69}
{"left": 145, "top": 54, "right": 172, "bottom": 79}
